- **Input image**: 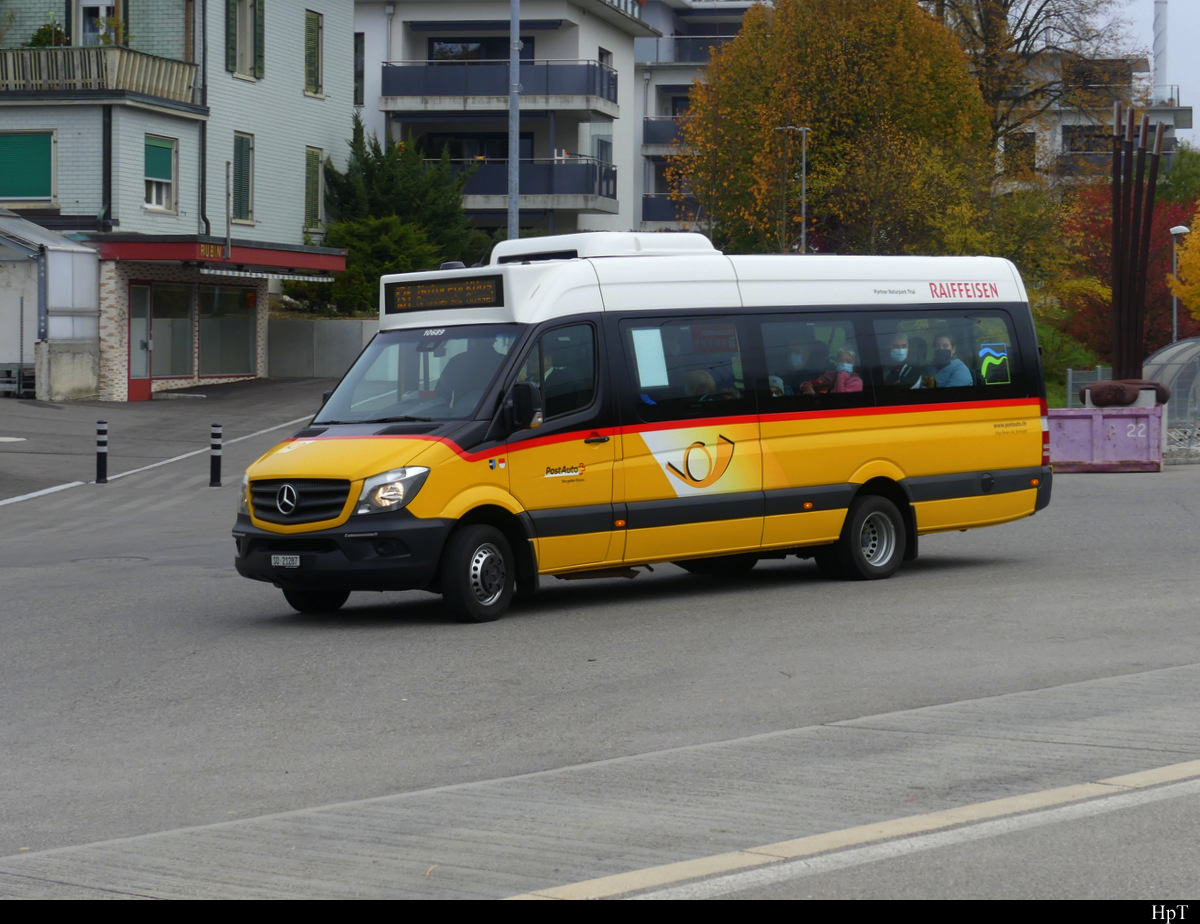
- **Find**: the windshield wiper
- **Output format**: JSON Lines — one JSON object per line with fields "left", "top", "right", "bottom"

{"left": 360, "top": 415, "right": 437, "bottom": 423}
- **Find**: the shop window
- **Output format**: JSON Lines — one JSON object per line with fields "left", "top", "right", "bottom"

{"left": 151, "top": 285, "right": 195, "bottom": 377}
{"left": 199, "top": 286, "right": 256, "bottom": 375}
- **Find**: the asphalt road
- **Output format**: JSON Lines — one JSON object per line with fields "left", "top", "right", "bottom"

{"left": 1, "top": 388, "right": 1198, "bottom": 898}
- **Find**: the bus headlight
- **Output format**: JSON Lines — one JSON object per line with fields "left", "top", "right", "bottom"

{"left": 355, "top": 467, "right": 430, "bottom": 515}
{"left": 237, "top": 473, "right": 251, "bottom": 515}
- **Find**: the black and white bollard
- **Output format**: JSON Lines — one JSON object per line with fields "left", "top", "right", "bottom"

{"left": 96, "top": 420, "right": 108, "bottom": 484}
{"left": 210, "top": 423, "right": 222, "bottom": 487}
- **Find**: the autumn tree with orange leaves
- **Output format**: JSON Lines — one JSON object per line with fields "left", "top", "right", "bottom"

{"left": 669, "top": 0, "right": 992, "bottom": 254}
{"left": 1169, "top": 212, "right": 1200, "bottom": 327}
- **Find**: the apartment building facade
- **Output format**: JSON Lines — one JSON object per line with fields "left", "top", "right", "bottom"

{"left": 353, "top": 0, "right": 754, "bottom": 234}
{"left": 0, "top": 0, "right": 354, "bottom": 400}
{"left": 632, "top": 0, "right": 749, "bottom": 228}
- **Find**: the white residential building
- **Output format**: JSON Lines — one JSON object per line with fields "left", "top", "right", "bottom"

{"left": 0, "top": 0, "right": 355, "bottom": 400}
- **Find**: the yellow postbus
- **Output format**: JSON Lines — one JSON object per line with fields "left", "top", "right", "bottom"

{"left": 233, "top": 232, "right": 1051, "bottom": 621}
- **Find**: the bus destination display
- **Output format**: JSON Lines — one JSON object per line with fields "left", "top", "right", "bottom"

{"left": 385, "top": 276, "right": 504, "bottom": 313}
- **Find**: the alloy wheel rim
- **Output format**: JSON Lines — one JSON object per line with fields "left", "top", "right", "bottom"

{"left": 468, "top": 542, "right": 505, "bottom": 605}
{"left": 860, "top": 512, "right": 896, "bottom": 565}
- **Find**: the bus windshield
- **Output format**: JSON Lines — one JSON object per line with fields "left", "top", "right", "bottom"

{"left": 315, "top": 324, "right": 521, "bottom": 424}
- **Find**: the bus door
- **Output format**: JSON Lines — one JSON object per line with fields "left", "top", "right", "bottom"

{"left": 756, "top": 315, "right": 876, "bottom": 547}
{"left": 615, "top": 318, "right": 763, "bottom": 562}
{"left": 505, "top": 322, "right": 622, "bottom": 570}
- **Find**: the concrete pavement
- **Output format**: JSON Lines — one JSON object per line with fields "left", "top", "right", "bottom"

{"left": 0, "top": 666, "right": 1197, "bottom": 898}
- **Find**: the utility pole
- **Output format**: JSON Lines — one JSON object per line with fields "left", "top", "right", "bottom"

{"left": 773, "top": 125, "right": 810, "bottom": 253}
{"left": 507, "top": 0, "right": 521, "bottom": 240}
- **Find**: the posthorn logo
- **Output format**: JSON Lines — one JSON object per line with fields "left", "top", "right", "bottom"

{"left": 667, "top": 435, "right": 735, "bottom": 488}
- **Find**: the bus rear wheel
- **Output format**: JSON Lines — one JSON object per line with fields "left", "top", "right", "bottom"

{"left": 835, "top": 495, "right": 906, "bottom": 580}
{"left": 282, "top": 588, "right": 350, "bottom": 613}
{"left": 441, "top": 524, "right": 514, "bottom": 623}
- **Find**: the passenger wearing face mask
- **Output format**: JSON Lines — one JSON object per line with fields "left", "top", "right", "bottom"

{"left": 799, "top": 347, "right": 863, "bottom": 394}
{"left": 883, "top": 333, "right": 921, "bottom": 389}
{"left": 780, "top": 338, "right": 825, "bottom": 393}
{"left": 921, "top": 333, "right": 972, "bottom": 388}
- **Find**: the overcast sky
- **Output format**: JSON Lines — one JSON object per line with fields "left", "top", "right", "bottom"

{"left": 1125, "top": 0, "right": 1196, "bottom": 143}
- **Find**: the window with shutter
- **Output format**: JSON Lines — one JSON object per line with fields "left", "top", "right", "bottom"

{"left": 144, "top": 135, "right": 176, "bottom": 211}
{"left": 226, "top": 0, "right": 264, "bottom": 79}
{"left": 305, "top": 147, "right": 322, "bottom": 230}
{"left": 354, "top": 32, "right": 364, "bottom": 106}
{"left": 0, "top": 133, "right": 54, "bottom": 202}
{"left": 305, "top": 11, "right": 323, "bottom": 95}
{"left": 233, "top": 132, "right": 254, "bottom": 221}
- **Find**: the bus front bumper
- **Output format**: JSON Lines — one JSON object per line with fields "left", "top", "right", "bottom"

{"left": 232, "top": 511, "right": 452, "bottom": 592}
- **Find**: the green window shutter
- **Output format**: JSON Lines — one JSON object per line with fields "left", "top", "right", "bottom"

{"left": 304, "top": 148, "right": 321, "bottom": 228}
{"left": 225, "top": 0, "right": 237, "bottom": 72}
{"left": 254, "top": 0, "right": 265, "bottom": 79}
{"left": 145, "top": 137, "right": 174, "bottom": 182}
{"left": 305, "top": 11, "right": 321, "bottom": 94}
{"left": 0, "top": 134, "right": 52, "bottom": 199}
{"left": 354, "top": 32, "right": 364, "bottom": 106}
{"left": 233, "top": 134, "right": 252, "bottom": 220}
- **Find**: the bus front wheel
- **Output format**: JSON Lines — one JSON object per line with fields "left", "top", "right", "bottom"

{"left": 836, "top": 496, "right": 906, "bottom": 580}
{"left": 441, "top": 524, "right": 515, "bottom": 623}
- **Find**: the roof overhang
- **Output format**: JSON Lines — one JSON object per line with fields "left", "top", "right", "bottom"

{"left": 74, "top": 235, "right": 346, "bottom": 276}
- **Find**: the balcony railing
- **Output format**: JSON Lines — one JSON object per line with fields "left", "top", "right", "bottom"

{"left": 643, "top": 116, "right": 682, "bottom": 146}
{"left": 383, "top": 60, "right": 617, "bottom": 104}
{"left": 602, "top": 0, "right": 643, "bottom": 18}
{"left": 453, "top": 158, "right": 617, "bottom": 201}
{"left": 635, "top": 36, "right": 734, "bottom": 65}
{"left": 1150, "top": 84, "right": 1185, "bottom": 107}
{"left": 0, "top": 46, "right": 198, "bottom": 105}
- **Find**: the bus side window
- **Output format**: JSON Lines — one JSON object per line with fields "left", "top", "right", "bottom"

{"left": 622, "top": 319, "right": 749, "bottom": 421}
{"left": 522, "top": 324, "right": 597, "bottom": 419}
{"left": 871, "top": 313, "right": 1023, "bottom": 403}
{"left": 758, "top": 317, "right": 873, "bottom": 411}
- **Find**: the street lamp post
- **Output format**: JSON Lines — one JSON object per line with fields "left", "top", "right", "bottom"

{"left": 1170, "top": 224, "right": 1190, "bottom": 343}
{"left": 507, "top": 0, "right": 521, "bottom": 240}
{"left": 774, "top": 125, "right": 810, "bottom": 253}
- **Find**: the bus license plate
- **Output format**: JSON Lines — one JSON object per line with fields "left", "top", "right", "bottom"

{"left": 271, "top": 554, "right": 301, "bottom": 568}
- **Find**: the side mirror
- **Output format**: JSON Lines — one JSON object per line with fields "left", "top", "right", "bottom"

{"left": 510, "top": 381, "right": 544, "bottom": 429}
{"left": 320, "top": 389, "right": 332, "bottom": 407}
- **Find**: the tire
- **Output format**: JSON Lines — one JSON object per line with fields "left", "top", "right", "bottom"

{"left": 441, "top": 525, "right": 515, "bottom": 622}
{"left": 811, "top": 546, "right": 843, "bottom": 579}
{"left": 834, "top": 495, "right": 906, "bottom": 581}
{"left": 282, "top": 587, "right": 350, "bottom": 613}
{"left": 674, "top": 553, "right": 759, "bottom": 576}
